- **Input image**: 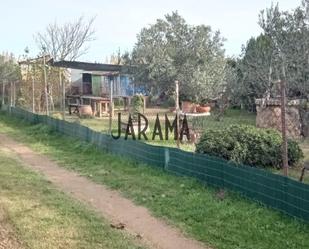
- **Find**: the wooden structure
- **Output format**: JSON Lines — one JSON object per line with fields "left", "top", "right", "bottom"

{"left": 67, "top": 94, "right": 110, "bottom": 117}
{"left": 51, "top": 60, "right": 147, "bottom": 117}
{"left": 51, "top": 60, "right": 138, "bottom": 96}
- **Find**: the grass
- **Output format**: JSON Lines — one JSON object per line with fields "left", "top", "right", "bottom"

{"left": 0, "top": 148, "right": 145, "bottom": 249}
{"left": 60, "top": 107, "right": 309, "bottom": 181}
{"left": 0, "top": 112, "right": 308, "bottom": 249}
{"left": 61, "top": 108, "right": 256, "bottom": 151}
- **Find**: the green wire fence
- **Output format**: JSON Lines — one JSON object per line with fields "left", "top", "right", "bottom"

{"left": 5, "top": 106, "right": 309, "bottom": 222}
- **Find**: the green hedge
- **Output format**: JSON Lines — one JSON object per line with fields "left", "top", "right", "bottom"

{"left": 196, "top": 125, "right": 304, "bottom": 168}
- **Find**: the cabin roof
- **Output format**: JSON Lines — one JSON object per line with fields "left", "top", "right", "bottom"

{"left": 51, "top": 60, "right": 133, "bottom": 74}
{"left": 81, "top": 71, "right": 120, "bottom": 76}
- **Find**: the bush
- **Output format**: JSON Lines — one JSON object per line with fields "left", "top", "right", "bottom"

{"left": 287, "top": 139, "right": 304, "bottom": 166}
{"left": 130, "top": 94, "right": 144, "bottom": 120}
{"left": 196, "top": 125, "right": 304, "bottom": 168}
{"left": 131, "top": 95, "right": 144, "bottom": 112}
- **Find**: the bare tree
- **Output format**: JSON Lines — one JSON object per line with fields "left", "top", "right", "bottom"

{"left": 35, "top": 16, "right": 96, "bottom": 61}
{"left": 34, "top": 16, "right": 96, "bottom": 117}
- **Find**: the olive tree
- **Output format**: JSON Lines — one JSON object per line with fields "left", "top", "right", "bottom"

{"left": 238, "top": 0, "right": 309, "bottom": 110}
{"left": 128, "top": 12, "right": 227, "bottom": 103}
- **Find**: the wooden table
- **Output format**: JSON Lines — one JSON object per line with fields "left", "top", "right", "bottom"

{"left": 80, "top": 95, "right": 111, "bottom": 117}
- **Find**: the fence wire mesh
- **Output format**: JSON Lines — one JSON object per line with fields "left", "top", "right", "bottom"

{"left": 3, "top": 106, "right": 309, "bottom": 222}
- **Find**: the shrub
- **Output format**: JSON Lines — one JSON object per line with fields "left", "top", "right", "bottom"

{"left": 196, "top": 125, "right": 304, "bottom": 168}
{"left": 130, "top": 94, "right": 144, "bottom": 120}
{"left": 287, "top": 139, "right": 304, "bottom": 166}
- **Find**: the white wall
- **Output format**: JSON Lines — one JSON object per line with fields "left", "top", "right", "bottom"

{"left": 69, "top": 69, "right": 83, "bottom": 87}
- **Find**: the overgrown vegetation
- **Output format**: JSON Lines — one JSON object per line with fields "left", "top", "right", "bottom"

{"left": 0, "top": 112, "right": 308, "bottom": 249}
{"left": 196, "top": 125, "right": 304, "bottom": 168}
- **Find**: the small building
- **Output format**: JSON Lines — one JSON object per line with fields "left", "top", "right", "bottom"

{"left": 51, "top": 60, "right": 147, "bottom": 116}
{"left": 51, "top": 60, "right": 145, "bottom": 97}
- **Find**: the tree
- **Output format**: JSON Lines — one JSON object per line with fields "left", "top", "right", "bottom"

{"left": 128, "top": 12, "right": 227, "bottom": 103}
{"left": 236, "top": 35, "right": 275, "bottom": 109}
{"left": 0, "top": 52, "right": 20, "bottom": 83}
{"left": 34, "top": 16, "right": 96, "bottom": 115}
{"left": 222, "top": 58, "right": 242, "bottom": 107}
{"left": 35, "top": 16, "right": 96, "bottom": 61}
{"left": 0, "top": 53, "right": 21, "bottom": 106}
{"left": 238, "top": 0, "right": 309, "bottom": 110}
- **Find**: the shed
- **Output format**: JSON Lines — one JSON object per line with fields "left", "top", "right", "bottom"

{"left": 51, "top": 60, "right": 145, "bottom": 97}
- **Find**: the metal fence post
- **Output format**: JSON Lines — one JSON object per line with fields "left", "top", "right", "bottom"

{"left": 175, "top": 80, "right": 180, "bottom": 149}
{"left": 280, "top": 79, "right": 288, "bottom": 177}
{"left": 164, "top": 147, "right": 170, "bottom": 170}
{"left": 1, "top": 81, "right": 5, "bottom": 107}
{"left": 10, "top": 82, "right": 13, "bottom": 107}
{"left": 43, "top": 51, "right": 49, "bottom": 116}
{"left": 13, "top": 81, "right": 16, "bottom": 107}
{"left": 32, "top": 75, "right": 35, "bottom": 113}
{"left": 109, "top": 79, "right": 114, "bottom": 135}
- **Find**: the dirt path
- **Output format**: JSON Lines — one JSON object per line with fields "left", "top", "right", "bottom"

{"left": 0, "top": 134, "right": 209, "bottom": 249}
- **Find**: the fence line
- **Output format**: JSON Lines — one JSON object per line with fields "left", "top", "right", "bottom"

{"left": 4, "top": 106, "right": 309, "bottom": 222}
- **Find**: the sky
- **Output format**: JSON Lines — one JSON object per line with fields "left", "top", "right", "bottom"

{"left": 0, "top": 0, "right": 300, "bottom": 62}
